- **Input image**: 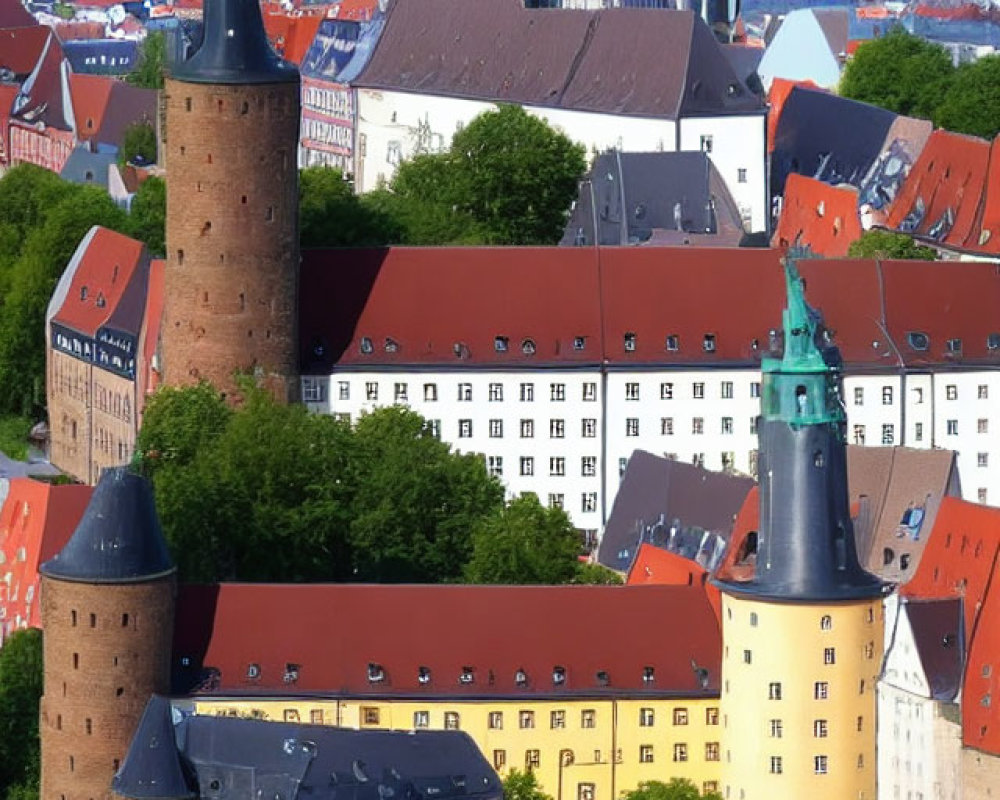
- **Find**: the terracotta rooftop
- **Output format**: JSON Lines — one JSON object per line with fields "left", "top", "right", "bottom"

{"left": 263, "top": 9, "right": 323, "bottom": 65}
{"left": 173, "top": 583, "right": 721, "bottom": 698}
{"left": 0, "top": 25, "right": 49, "bottom": 76}
{"left": 0, "top": 0, "right": 35, "bottom": 29}
{"left": 626, "top": 543, "right": 722, "bottom": 623}
{"left": 970, "top": 135, "right": 1000, "bottom": 256}
{"left": 771, "top": 173, "right": 862, "bottom": 257}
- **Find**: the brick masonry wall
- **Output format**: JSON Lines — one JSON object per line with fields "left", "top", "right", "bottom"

{"left": 161, "top": 79, "right": 301, "bottom": 403}
{"left": 47, "top": 350, "right": 92, "bottom": 484}
{"left": 39, "top": 576, "right": 175, "bottom": 800}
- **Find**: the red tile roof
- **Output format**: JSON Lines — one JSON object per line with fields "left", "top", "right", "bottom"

{"left": 0, "top": 0, "right": 35, "bottom": 28}
{"left": 0, "top": 25, "right": 48, "bottom": 75}
{"left": 0, "top": 478, "right": 92, "bottom": 638}
{"left": 51, "top": 226, "right": 146, "bottom": 337}
{"left": 885, "top": 130, "right": 991, "bottom": 251}
{"left": 173, "top": 583, "right": 721, "bottom": 697}
{"left": 263, "top": 9, "right": 323, "bottom": 65}
{"left": 69, "top": 73, "right": 114, "bottom": 141}
{"left": 965, "top": 574, "right": 1000, "bottom": 754}
{"left": 137, "top": 258, "right": 165, "bottom": 410}
{"left": 975, "top": 135, "right": 1000, "bottom": 256}
{"left": 772, "top": 173, "right": 862, "bottom": 257}
{"left": 627, "top": 543, "right": 721, "bottom": 623}
{"left": 52, "top": 21, "right": 105, "bottom": 41}
{"left": 13, "top": 29, "right": 70, "bottom": 130}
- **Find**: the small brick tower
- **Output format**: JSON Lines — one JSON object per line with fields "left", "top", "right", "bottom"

{"left": 39, "top": 468, "right": 177, "bottom": 800}
{"left": 162, "top": 0, "right": 301, "bottom": 401}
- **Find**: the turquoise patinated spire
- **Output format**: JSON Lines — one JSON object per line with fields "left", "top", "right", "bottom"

{"left": 760, "top": 258, "right": 845, "bottom": 430}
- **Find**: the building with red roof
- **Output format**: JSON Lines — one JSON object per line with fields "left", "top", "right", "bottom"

{"left": 0, "top": 477, "right": 92, "bottom": 641}
{"left": 771, "top": 173, "right": 863, "bottom": 257}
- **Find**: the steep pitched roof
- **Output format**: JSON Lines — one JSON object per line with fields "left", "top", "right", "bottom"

{"left": 857, "top": 114, "right": 934, "bottom": 222}
{"left": 0, "top": 25, "right": 49, "bottom": 77}
{"left": 112, "top": 696, "right": 195, "bottom": 800}
{"left": 69, "top": 73, "right": 113, "bottom": 140}
{"left": 626, "top": 543, "right": 722, "bottom": 623}
{"left": 173, "top": 583, "right": 722, "bottom": 697}
{"left": 885, "top": 129, "right": 992, "bottom": 251}
{"left": 906, "top": 598, "right": 963, "bottom": 703}
{"left": 262, "top": 9, "right": 324, "bottom": 66}
{"left": 771, "top": 173, "right": 862, "bottom": 257}
{"left": 12, "top": 29, "right": 71, "bottom": 130}
{"left": 766, "top": 77, "right": 820, "bottom": 154}
{"left": 964, "top": 570, "right": 1000, "bottom": 755}
{"left": 356, "top": 0, "right": 762, "bottom": 119}
{"left": 0, "top": 0, "right": 35, "bottom": 29}
{"left": 976, "top": 135, "right": 1000, "bottom": 255}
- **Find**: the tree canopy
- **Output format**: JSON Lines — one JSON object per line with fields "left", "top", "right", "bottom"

{"left": 620, "top": 779, "right": 722, "bottom": 800}
{"left": 0, "top": 628, "right": 43, "bottom": 800}
{"left": 126, "top": 32, "right": 166, "bottom": 90}
{"left": 126, "top": 176, "right": 166, "bottom": 257}
{"left": 934, "top": 56, "right": 1000, "bottom": 139}
{"left": 119, "top": 122, "right": 157, "bottom": 167}
{"left": 299, "top": 167, "right": 403, "bottom": 248}
{"left": 501, "top": 770, "right": 552, "bottom": 800}
{"left": 847, "top": 229, "right": 937, "bottom": 260}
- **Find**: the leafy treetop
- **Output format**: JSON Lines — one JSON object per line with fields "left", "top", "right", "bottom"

{"left": 847, "top": 229, "right": 937, "bottom": 260}
{"left": 620, "top": 779, "right": 723, "bottom": 800}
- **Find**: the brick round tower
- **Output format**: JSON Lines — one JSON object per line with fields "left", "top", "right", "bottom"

{"left": 162, "top": 0, "right": 300, "bottom": 402}
{"left": 39, "top": 468, "right": 177, "bottom": 800}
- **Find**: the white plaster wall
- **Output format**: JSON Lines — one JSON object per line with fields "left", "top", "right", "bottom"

{"left": 843, "top": 375, "right": 904, "bottom": 448}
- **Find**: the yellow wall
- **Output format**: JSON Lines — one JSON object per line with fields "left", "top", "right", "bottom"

{"left": 189, "top": 696, "right": 723, "bottom": 800}
{"left": 718, "top": 593, "right": 883, "bottom": 800}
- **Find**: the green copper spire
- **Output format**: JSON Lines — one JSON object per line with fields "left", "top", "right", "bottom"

{"left": 760, "top": 259, "right": 845, "bottom": 429}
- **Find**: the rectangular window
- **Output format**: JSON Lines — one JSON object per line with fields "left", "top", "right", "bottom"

{"left": 721, "top": 381, "right": 734, "bottom": 399}
{"left": 626, "top": 418, "right": 639, "bottom": 437}
{"left": 550, "top": 419, "right": 565, "bottom": 438}
{"left": 550, "top": 710, "right": 566, "bottom": 729}
{"left": 978, "top": 418, "right": 989, "bottom": 434}
{"left": 882, "top": 425, "right": 894, "bottom": 445}
{"left": 979, "top": 452, "right": 989, "bottom": 468}
{"left": 706, "top": 708, "right": 719, "bottom": 725}
{"left": 639, "top": 745, "right": 654, "bottom": 763}
{"left": 814, "top": 719, "right": 828, "bottom": 738}
{"left": 581, "top": 456, "right": 597, "bottom": 477}
{"left": 980, "top": 488, "right": 989, "bottom": 504}
{"left": 661, "top": 417, "right": 674, "bottom": 435}
{"left": 365, "top": 382, "right": 378, "bottom": 401}
{"left": 814, "top": 681, "right": 829, "bottom": 700}
{"left": 853, "top": 425, "right": 866, "bottom": 445}
{"left": 769, "top": 719, "right": 782, "bottom": 737}
{"left": 660, "top": 382, "right": 674, "bottom": 400}
{"left": 768, "top": 682, "right": 782, "bottom": 700}
{"left": 915, "top": 422, "right": 923, "bottom": 442}
{"left": 550, "top": 457, "right": 566, "bottom": 477}
{"left": 947, "top": 420, "right": 958, "bottom": 435}
{"left": 427, "top": 420, "right": 441, "bottom": 438}
{"left": 853, "top": 387, "right": 864, "bottom": 406}
{"left": 458, "top": 383, "right": 472, "bottom": 401}
{"left": 551, "top": 383, "right": 566, "bottom": 401}
{"left": 521, "top": 419, "right": 535, "bottom": 438}
{"left": 423, "top": 383, "right": 437, "bottom": 402}
{"left": 520, "top": 457, "right": 534, "bottom": 476}
{"left": 814, "top": 755, "right": 828, "bottom": 775}
{"left": 582, "top": 382, "right": 597, "bottom": 401}
{"left": 705, "top": 742, "right": 720, "bottom": 761}
{"left": 672, "top": 743, "right": 688, "bottom": 762}
{"left": 581, "top": 709, "right": 596, "bottom": 728}
{"left": 303, "top": 379, "right": 327, "bottom": 403}
{"left": 692, "top": 382, "right": 705, "bottom": 399}
{"left": 751, "top": 382, "right": 761, "bottom": 398}
{"left": 692, "top": 452, "right": 705, "bottom": 468}
{"left": 737, "top": 168, "right": 747, "bottom": 183}
{"left": 519, "top": 710, "right": 535, "bottom": 729}
{"left": 626, "top": 382, "right": 640, "bottom": 401}
{"left": 721, "top": 417, "right": 733, "bottom": 434}
{"left": 458, "top": 419, "right": 473, "bottom": 438}
{"left": 750, "top": 416, "right": 759, "bottom": 435}
{"left": 582, "top": 418, "right": 597, "bottom": 438}
{"left": 488, "top": 456, "right": 503, "bottom": 478}
{"left": 883, "top": 386, "right": 894, "bottom": 405}
{"left": 488, "top": 711, "right": 503, "bottom": 729}
{"left": 548, "top": 493, "right": 564, "bottom": 509}
{"left": 946, "top": 384, "right": 958, "bottom": 401}
{"left": 619, "top": 457, "right": 628, "bottom": 476}
{"left": 578, "top": 784, "right": 595, "bottom": 800}
{"left": 770, "top": 756, "right": 783, "bottom": 774}
{"left": 525, "top": 750, "right": 540, "bottom": 769}
{"left": 489, "top": 419, "right": 504, "bottom": 438}
{"left": 489, "top": 383, "right": 504, "bottom": 402}
{"left": 362, "top": 707, "right": 380, "bottom": 725}
{"left": 444, "top": 711, "right": 460, "bottom": 730}
{"left": 494, "top": 750, "right": 506, "bottom": 770}
{"left": 692, "top": 418, "right": 704, "bottom": 435}
{"left": 978, "top": 384, "right": 989, "bottom": 400}
{"left": 673, "top": 708, "right": 688, "bottom": 725}
{"left": 581, "top": 493, "right": 597, "bottom": 513}
{"left": 743, "top": 649, "right": 752, "bottom": 664}
{"left": 338, "top": 381, "right": 350, "bottom": 400}
{"left": 520, "top": 383, "right": 534, "bottom": 402}
{"left": 413, "top": 710, "right": 429, "bottom": 728}
{"left": 639, "top": 708, "right": 654, "bottom": 726}
{"left": 700, "top": 134, "right": 713, "bottom": 153}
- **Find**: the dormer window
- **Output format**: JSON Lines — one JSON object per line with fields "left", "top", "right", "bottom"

{"left": 665, "top": 334, "right": 679, "bottom": 352}
{"left": 80, "top": 286, "right": 88, "bottom": 301}
{"left": 418, "top": 666, "right": 431, "bottom": 685}
{"left": 987, "top": 332, "right": 1000, "bottom": 350}
{"left": 553, "top": 666, "right": 566, "bottom": 686}
{"left": 384, "top": 338, "right": 399, "bottom": 353}
{"left": 459, "top": 666, "right": 475, "bottom": 685}
{"left": 521, "top": 339, "right": 536, "bottom": 356}
{"left": 367, "top": 663, "right": 385, "bottom": 684}
{"left": 703, "top": 334, "right": 716, "bottom": 353}
{"left": 494, "top": 336, "right": 508, "bottom": 353}
{"left": 642, "top": 666, "right": 655, "bottom": 684}
{"left": 96, "top": 293, "right": 106, "bottom": 309}
{"left": 907, "top": 331, "right": 929, "bottom": 351}
{"left": 624, "top": 332, "right": 637, "bottom": 352}
{"left": 360, "top": 337, "right": 373, "bottom": 354}
{"left": 946, "top": 338, "right": 962, "bottom": 355}
{"left": 573, "top": 336, "right": 586, "bottom": 351}
{"left": 246, "top": 663, "right": 261, "bottom": 680}
{"left": 283, "top": 663, "right": 300, "bottom": 683}
{"left": 515, "top": 668, "right": 528, "bottom": 687}
{"left": 596, "top": 670, "right": 610, "bottom": 687}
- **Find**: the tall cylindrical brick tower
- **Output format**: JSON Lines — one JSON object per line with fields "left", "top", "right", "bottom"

{"left": 162, "top": 0, "right": 300, "bottom": 402}
{"left": 39, "top": 468, "right": 177, "bottom": 800}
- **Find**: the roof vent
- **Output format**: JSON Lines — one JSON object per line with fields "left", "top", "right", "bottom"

{"left": 453, "top": 342, "right": 470, "bottom": 359}
{"left": 987, "top": 333, "right": 1000, "bottom": 351}
{"left": 459, "top": 666, "right": 475, "bottom": 685}
{"left": 521, "top": 339, "right": 536, "bottom": 356}
{"left": 907, "top": 331, "right": 929, "bottom": 351}
{"left": 552, "top": 666, "right": 566, "bottom": 686}
{"left": 703, "top": 334, "right": 716, "bottom": 353}
{"left": 514, "top": 668, "right": 528, "bottom": 687}
{"left": 573, "top": 336, "right": 586, "bottom": 351}
{"left": 596, "top": 670, "right": 610, "bottom": 687}
{"left": 642, "top": 666, "right": 655, "bottom": 684}
{"left": 283, "top": 663, "right": 300, "bottom": 683}
{"left": 246, "top": 663, "right": 260, "bottom": 680}
{"left": 360, "top": 337, "right": 373, "bottom": 354}
{"left": 665, "top": 334, "right": 679, "bottom": 352}
{"left": 624, "top": 332, "right": 637, "bottom": 352}
{"left": 494, "top": 336, "right": 508, "bottom": 353}
{"left": 946, "top": 338, "right": 962, "bottom": 356}
{"left": 367, "top": 662, "right": 386, "bottom": 684}
{"left": 418, "top": 666, "right": 431, "bottom": 685}
{"left": 384, "top": 338, "right": 399, "bottom": 353}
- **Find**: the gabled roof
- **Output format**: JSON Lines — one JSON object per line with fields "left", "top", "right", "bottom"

{"left": 68, "top": 73, "right": 113, "bottom": 140}
{"left": 771, "top": 173, "right": 862, "bottom": 257}
{"left": 262, "top": 9, "right": 323, "bottom": 66}
{"left": 49, "top": 226, "right": 146, "bottom": 338}
{"left": 11, "top": 29, "right": 72, "bottom": 131}
{"left": 598, "top": 449, "right": 753, "bottom": 573}
{"left": 0, "top": 25, "right": 49, "bottom": 77}
{"left": 355, "top": 0, "right": 763, "bottom": 119}
{"left": 857, "top": 114, "right": 934, "bottom": 221}
{"left": 906, "top": 598, "right": 963, "bottom": 703}
{"left": 964, "top": 570, "right": 1000, "bottom": 754}
{"left": 626, "top": 543, "right": 722, "bottom": 623}
{"left": 0, "top": 0, "right": 35, "bottom": 29}
{"left": 885, "top": 129, "right": 992, "bottom": 251}
{"left": 765, "top": 77, "right": 820, "bottom": 154}
{"left": 173, "top": 583, "right": 721, "bottom": 697}
{"left": 757, "top": 9, "right": 842, "bottom": 90}
{"left": 69, "top": 75, "right": 156, "bottom": 148}
{"left": 112, "top": 696, "right": 195, "bottom": 800}
{"left": 976, "top": 136, "right": 1000, "bottom": 255}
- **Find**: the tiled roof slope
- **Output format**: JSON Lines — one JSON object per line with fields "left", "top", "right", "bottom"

{"left": 355, "top": 0, "right": 763, "bottom": 119}
{"left": 771, "top": 173, "right": 862, "bottom": 257}
{"left": 906, "top": 598, "right": 963, "bottom": 703}
{"left": 976, "top": 135, "right": 1000, "bottom": 256}
{"left": 300, "top": 248, "right": 1000, "bottom": 373}
{"left": 173, "top": 583, "right": 721, "bottom": 697}
{"left": 766, "top": 78, "right": 820, "bottom": 154}
{"left": 626, "top": 543, "right": 722, "bottom": 623}
{"left": 13, "top": 30, "right": 71, "bottom": 131}
{"left": 0, "top": 25, "right": 49, "bottom": 76}
{"left": 0, "top": 0, "right": 35, "bottom": 29}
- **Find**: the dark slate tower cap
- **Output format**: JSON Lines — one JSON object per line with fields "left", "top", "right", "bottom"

{"left": 40, "top": 467, "right": 176, "bottom": 584}
{"left": 170, "top": 0, "right": 298, "bottom": 85}
{"left": 112, "top": 695, "right": 194, "bottom": 800}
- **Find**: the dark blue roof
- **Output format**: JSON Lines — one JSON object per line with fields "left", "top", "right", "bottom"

{"left": 171, "top": 0, "right": 298, "bottom": 85}
{"left": 39, "top": 467, "right": 175, "bottom": 584}
{"left": 113, "top": 696, "right": 195, "bottom": 800}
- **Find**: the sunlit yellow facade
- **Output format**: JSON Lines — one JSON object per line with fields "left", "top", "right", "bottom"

{"left": 719, "top": 593, "right": 884, "bottom": 800}
{"left": 188, "top": 695, "right": 724, "bottom": 799}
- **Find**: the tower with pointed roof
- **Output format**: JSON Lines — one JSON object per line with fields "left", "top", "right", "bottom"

{"left": 161, "top": 0, "right": 300, "bottom": 401}
{"left": 713, "top": 260, "right": 888, "bottom": 799}
{"left": 39, "top": 468, "right": 177, "bottom": 800}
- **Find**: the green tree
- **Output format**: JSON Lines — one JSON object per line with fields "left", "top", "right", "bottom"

{"left": 464, "top": 494, "right": 581, "bottom": 585}
{"left": 299, "top": 167, "right": 403, "bottom": 247}
{"left": 620, "top": 779, "right": 722, "bottom": 800}
{"left": 136, "top": 382, "right": 232, "bottom": 468}
{"left": 501, "top": 769, "right": 552, "bottom": 800}
{"left": 840, "top": 29, "right": 954, "bottom": 120}
{"left": 119, "top": 122, "right": 157, "bottom": 166}
{"left": 127, "top": 176, "right": 166, "bottom": 256}
{"left": 0, "top": 416, "right": 32, "bottom": 460}
{"left": 847, "top": 229, "right": 937, "bottom": 260}
{"left": 127, "top": 32, "right": 166, "bottom": 90}
{"left": 934, "top": 55, "right": 1000, "bottom": 139}
{"left": 0, "top": 629, "right": 43, "bottom": 798}
{"left": 571, "top": 562, "right": 624, "bottom": 585}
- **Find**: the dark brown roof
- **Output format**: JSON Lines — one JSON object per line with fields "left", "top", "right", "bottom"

{"left": 906, "top": 598, "right": 963, "bottom": 703}
{"left": 0, "top": 0, "right": 35, "bottom": 29}
{"left": 173, "top": 583, "right": 721, "bottom": 697}
{"left": 355, "top": 0, "right": 763, "bottom": 119}
{"left": 300, "top": 248, "right": 1000, "bottom": 373}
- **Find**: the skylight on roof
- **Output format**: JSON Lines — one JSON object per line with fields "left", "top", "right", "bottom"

{"left": 624, "top": 332, "right": 637, "bottom": 352}
{"left": 515, "top": 668, "right": 528, "bottom": 687}
{"left": 459, "top": 666, "right": 475, "bottom": 685}
{"left": 988, "top": 333, "right": 1000, "bottom": 351}
{"left": 494, "top": 336, "right": 508, "bottom": 353}
{"left": 573, "top": 336, "right": 586, "bottom": 351}
{"left": 703, "top": 334, "right": 716, "bottom": 353}
{"left": 385, "top": 337, "right": 399, "bottom": 353}
{"left": 418, "top": 666, "right": 431, "bottom": 685}
{"left": 665, "top": 335, "right": 679, "bottom": 352}
{"left": 553, "top": 666, "right": 566, "bottom": 686}
{"left": 521, "top": 339, "right": 536, "bottom": 356}
{"left": 360, "top": 337, "right": 373, "bottom": 354}
{"left": 367, "top": 662, "right": 385, "bottom": 684}
{"left": 946, "top": 338, "right": 962, "bottom": 355}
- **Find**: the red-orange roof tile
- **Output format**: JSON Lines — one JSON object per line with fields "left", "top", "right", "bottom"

{"left": 0, "top": 25, "right": 49, "bottom": 75}
{"left": 174, "top": 583, "right": 722, "bottom": 697}
{"left": 965, "top": 574, "right": 1000, "bottom": 754}
{"left": 772, "top": 173, "right": 863, "bottom": 257}
{"left": 975, "top": 135, "right": 1000, "bottom": 255}
{"left": 0, "top": 0, "right": 35, "bottom": 28}
{"left": 138, "top": 258, "right": 165, "bottom": 409}
{"left": 263, "top": 9, "right": 323, "bottom": 65}
{"left": 52, "top": 20, "right": 105, "bottom": 41}
{"left": 627, "top": 543, "right": 721, "bottom": 623}
{"left": 69, "top": 73, "right": 114, "bottom": 142}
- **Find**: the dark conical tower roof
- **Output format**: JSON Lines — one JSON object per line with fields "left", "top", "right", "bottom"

{"left": 40, "top": 467, "right": 175, "bottom": 584}
{"left": 112, "top": 695, "right": 194, "bottom": 800}
{"left": 170, "top": 0, "right": 298, "bottom": 84}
